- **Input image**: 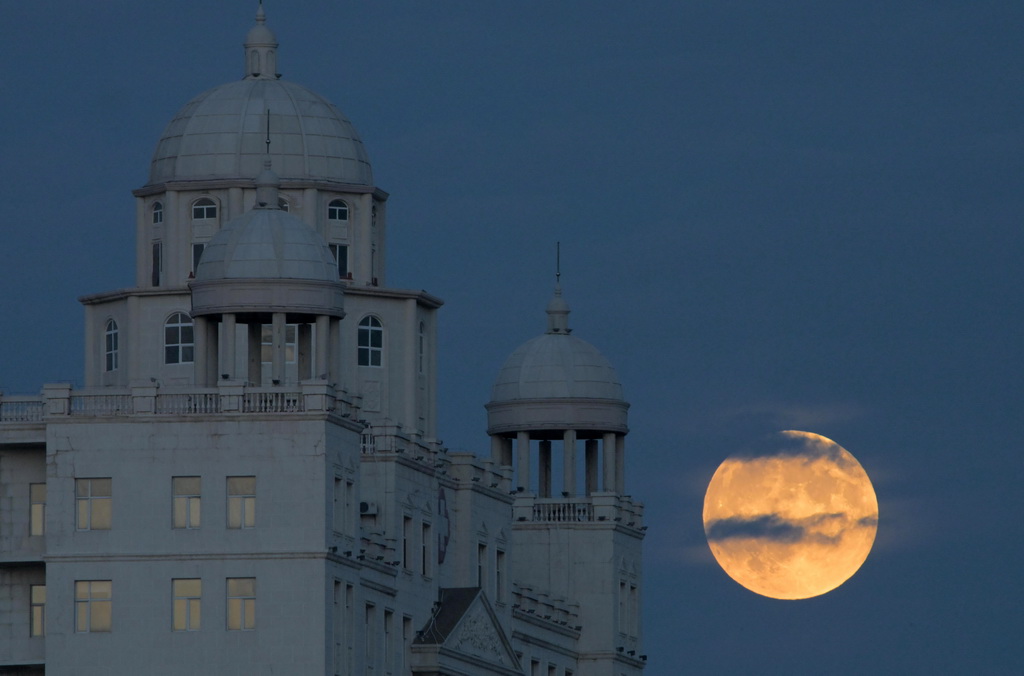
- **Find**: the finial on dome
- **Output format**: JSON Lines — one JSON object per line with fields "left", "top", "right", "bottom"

{"left": 255, "top": 157, "right": 281, "bottom": 209}
{"left": 546, "top": 244, "right": 571, "bottom": 334}
{"left": 245, "top": 1, "right": 279, "bottom": 80}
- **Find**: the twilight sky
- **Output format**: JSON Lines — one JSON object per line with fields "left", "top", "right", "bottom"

{"left": 3, "top": 2, "right": 1022, "bottom": 673}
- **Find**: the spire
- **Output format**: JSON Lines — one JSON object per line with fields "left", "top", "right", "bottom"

{"left": 244, "top": 1, "right": 279, "bottom": 80}
{"left": 546, "top": 244, "right": 571, "bottom": 334}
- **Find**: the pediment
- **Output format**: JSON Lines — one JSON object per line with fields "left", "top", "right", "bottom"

{"left": 413, "top": 588, "right": 521, "bottom": 675}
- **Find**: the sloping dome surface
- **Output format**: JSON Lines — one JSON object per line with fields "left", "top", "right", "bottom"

{"left": 195, "top": 208, "right": 338, "bottom": 282}
{"left": 149, "top": 79, "right": 372, "bottom": 185}
{"left": 491, "top": 333, "right": 624, "bottom": 402}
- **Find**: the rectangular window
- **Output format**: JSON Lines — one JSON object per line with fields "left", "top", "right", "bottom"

{"left": 548, "top": 665, "right": 557, "bottom": 676}
{"left": 333, "top": 477, "right": 344, "bottom": 534}
{"left": 402, "top": 616, "right": 412, "bottom": 673}
{"left": 76, "top": 478, "right": 111, "bottom": 530}
{"left": 192, "top": 243, "right": 206, "bottom": 273}
{"left": 365, "top": 603, "right": 376, "bottom": 667}
{"left": 333, "top": 582, "right": 344, "bottom": 675}
{"left": 29, "top": 483, "right": 46, "bottom": 536}
{"left": 226, "top": 578, "right": 255, "bottom": 631}
{"left": 30, "top": 585, "right": 46, "bottom": 637}
{"left": 172, "top": 579, "right": 201, "bottom": 631}
{"left": 421, "top": 522, "right": 431, "bottom": 577}
{"left": 227, "top": 476, "right": 256, "bottom": 529}
{"left": 403, "top": 516, "right": 412, "bottom": 570}
{"left": 75, "top": 580, "right": 111, "bottom": 633}
{"left": 629, "top": 584, "right": 638, "bottom": 638}
{"left": 260, "top": 324, "right": 297, "bottom": 365}
{"left": 496, "top": 549, "right": 506, "bottom": 603}
{"left": 384, "top": 609, "right": 394, "bottom": 670}
{"left": 172, "top": 476, "right": 201, "bottom": 529}
{"left": 618, "top": 581, "right": 627, "bottom": 635}
{"left": 477, "top": 543, "right": 487, "bottom": 588}
{"left": 329, "top": 244, "right": 350, "bottom": 279}
{"left": 151, "top": 241, "right": 163, "bottom": 286}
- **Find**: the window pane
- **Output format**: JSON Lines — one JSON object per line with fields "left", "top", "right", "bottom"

{"left": 76, "top": 602, "right": 89, "bottom": 631}
{"left": 76, "top": 480, "right": 89, "bottom": 498}
{"left": 32, "top": 606, "right": 44, "bottom": 636}
{"left": 244, "top": 598, "right": 256, "bottom": 629}
{"left": 30, "top": 484, "right": 46, "bottom": 502}
{"left": 227, "top": 477, "right": 255, "bottom": 494}
{"left": 181, "top": 346, "right": 194, "bottom": 363}
{"left": 76, "top": 500, "right": 89, "bottom": 530}
{"left": 75, "top": 582, "right": 89, "bottom": 600}
{"left": 228, "top": 498, "right": 242, "bottom": 528}
{"left": 91, "top": 499, "right": 111, "bottom": 529}
{"left": 181, "top": 325, "right": 194, "bottom": 343}
{"left": 227, "top": 598, "right": 241, "bottom": 630}
{"left": 165, "top": 326, "right": 178, "bottom": 344}
{"left": 173, "top": 477, "right": 200, "bottom": 494}
{"left": 228, "top": 578, "right": 254, "bottom": 596}
{"left": 91, "top": 581, "right": 111, "bottom": 599}
{"left": 371, "top": 351, "right": 381, "bottom": 367}
{"left": 91, "top": 600, "right": 111, "bottom": 631}
{"left": 190, "top": 598, "right": 201, "bottom": 630}
{"left": 173, "top": 497, "right": 187, "bottom": 528}
{"left": 173, "top": 599, "right": 187, "bottom": 631}
{"left": 189, "top": 498, "right": 201, "bottom": 528}
{"left": 91, "top": 479, "right": 111, "bottom": 496}
{"left": 243, "top": 497, "right": 256, "bottom": 528}
{"left": 32, "top": 585, "right": 46, "bottom": 604}
{"left": 174, "top": 579, "right": 201, "bottom": 597}
{"left": 165, "top": 346, "right": 178, "bottom": 364}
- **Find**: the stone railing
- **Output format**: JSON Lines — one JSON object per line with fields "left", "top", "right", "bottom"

{"left": 513, "top": 492, "right": 645, "bottom": 530}
{"left": 0, "top": 395, "right": 45, "bottom": 423}
{"left": 0, "top": 381, "right": 358, "bottom": 424}
{"left": 532, "top": 499, "right": 594, "bottom": 523}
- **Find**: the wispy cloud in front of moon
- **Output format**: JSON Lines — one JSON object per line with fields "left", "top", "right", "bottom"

{"left": 705, "top": 511, "right": 872, "bottom": 546}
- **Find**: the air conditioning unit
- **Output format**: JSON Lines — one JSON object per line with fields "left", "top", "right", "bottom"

{"left": 360, "top": 501, "right": 378, "bottom": 515}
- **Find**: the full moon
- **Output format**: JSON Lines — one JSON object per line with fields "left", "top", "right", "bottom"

{"left": 703, "top": 431, "right": 878, "bottom": 600}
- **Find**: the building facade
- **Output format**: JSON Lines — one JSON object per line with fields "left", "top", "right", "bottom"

{"left": 0, "top": 7, "right": 645, "bottom": 675}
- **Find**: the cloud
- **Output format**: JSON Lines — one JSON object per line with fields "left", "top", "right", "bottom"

{"left": 716, "top": 400, "right": 866, "bottom": 430}
{"left": 705, "top": 512, "right": 867, "bottom": 545}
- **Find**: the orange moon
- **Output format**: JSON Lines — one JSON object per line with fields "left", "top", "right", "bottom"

{"left": 703, "top": 431, "right": 878, "bottom": 600}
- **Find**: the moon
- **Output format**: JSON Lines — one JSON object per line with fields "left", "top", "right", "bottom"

{"left": 702, "top": 431, "right": 878, "bottom": 600}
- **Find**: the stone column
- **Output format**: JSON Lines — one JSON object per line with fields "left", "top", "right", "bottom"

{"left": 585, "top": 439, "right": 599, "bottom": 496}
{"left": 616, "top": 435, "right": 626, "bottom": 494}
{"left": 539, "top": 441, "right": 552, "bottom": 498}
{"left": 516, "top": 431, "right": 531, "bottom": 493}
{"left": 222, "top": 313, "right": 237, "bottom": 380}
{"left": 563, "top": 429, "right": 577, "bottom": 497}
{"left": 603, "top": 432, "right": 617, "bottom": 493}
{"left": 271, "top": 312, "right": 286, "bottom": 385}
{"left": 491, "top": 436, "right": 505, "bottom": 466}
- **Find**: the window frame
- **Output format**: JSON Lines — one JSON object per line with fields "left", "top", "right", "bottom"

{"left": 164, "top": 312, "right": 195, "bottom": 365}
{"left": 75, "top": 580, "right": 112, "bottom": 633}
{"left": 29, "top": 483, "right": 46, "bottom": 537}
{"left": 227, "top": 476, "right": 256, "bottom": 529}
{"left": 152, "top": 201, "right": 163, "bottom": 225}
{"left": 191, "top": 198, "right": 217, "bottom": 221}
{"left": 226, "top": 577, "right": 256, "bottom": 631}
{"left": 172, "top": 476, "right": 201, "bottom": 529}
{"left": 75, "top": 478, "right": 112, "bottom": 531}
{"left": 328, "top": 199, "right": 349, "bottom": 222}
{"left": 172, "top": 578, "right": 202, "bottom": 632}
{"left": 357, "top": 316, "right": 383, "bottom": 367}
{"left": 30, "top": 584, "right": 46, "bottom": 637}
{"left": 104, "top": 319, "right": 119, "bottom": 372}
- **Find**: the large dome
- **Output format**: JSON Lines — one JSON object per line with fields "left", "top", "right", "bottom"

{"left": 148, "top": 79, "right": 372, "bottom": 186}
{"left": 146, "top": 7, "right": 372, "bottom": 187}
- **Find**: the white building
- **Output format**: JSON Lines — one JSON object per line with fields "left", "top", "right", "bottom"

{"left": 0, "top": 7, "right": 645, "bottom": 675}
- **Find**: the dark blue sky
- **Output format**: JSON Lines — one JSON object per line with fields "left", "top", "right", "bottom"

{"left": 3, "top": 2, "right": 1022, "bottom": 673}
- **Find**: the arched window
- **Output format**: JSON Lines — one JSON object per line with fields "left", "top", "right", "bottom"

{"left": 192, "top": 198, "right": 217, "bottom": 220}
{"left": 164, "top": 313, "right": 194, "bottom": 365}
{"left": 358, "top": 316, "right": 383, "bottom": 367}
{"left": 152, "top": 202, "right": 163, "bottom": 225}
{"left": 328, "top": 199, "right": 348, "bottom": 222}
{"left": 104, "top": 319, "right": 119, "bottom": 372}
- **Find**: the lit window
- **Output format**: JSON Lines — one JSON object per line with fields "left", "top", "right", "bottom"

{"left": 29, "top": 483, "right": 46, "bottom": 537}
{"left": 192, "top": 198, "right": 217, "bottom": 220}
{"left": 164, "top": 313, "right": 194, "bottom": 365}
{"left": 104, "top": 319, "right": 119, "bottom": 372}
{"left": 226, "top": 578, "right": 255, "bottom": 631}
{"left": 329, "top": 243, "right": 349, "bottom": 279}
{"left": 357, "top": 316, "right": 383, "bottom": 367}
{"left": 30, "top": 585, "right": 46, "bottom": 637}
{"left": 172, "top": 477, "right": 201, "bottom": 529}
{"left": 75, "top": 580, "right": 111, "bottom": 632}
{"left": 173, "top": 579, "right": 201, "bottom": 631}
{"left": 328, "top": 199, "right": 349, "bottom": 222}
{"left": 152, "top": 201, "right": 163, "bottom": 224}
{"left": 227, "top": 476, "right": 256, "bottom": 529}
{"left": 76, "top": 478, "right": 111, "bottom": 531}
{"left": 260, "top": 324, "right": 297, "bottom": 365}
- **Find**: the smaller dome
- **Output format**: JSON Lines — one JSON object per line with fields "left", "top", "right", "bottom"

{"left": 486, "top": 287, "right": 628, "bottom": 437}
{"left": 190, "top": 198, "right": 344, "bottom": 319}
{"left": 194, "top": 209, "right": 337, "bottom": 283}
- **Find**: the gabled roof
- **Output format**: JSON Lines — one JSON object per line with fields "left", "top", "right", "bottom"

{"left": 413, "top": 588, "right": 521, "bottom": 675}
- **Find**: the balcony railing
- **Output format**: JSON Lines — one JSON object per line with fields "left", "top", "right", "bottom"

{"left": 532, "top": 499, "right": 594, "bottom": 523}
{"left": 0, "top": 396, "right": 44, "bottom": 423}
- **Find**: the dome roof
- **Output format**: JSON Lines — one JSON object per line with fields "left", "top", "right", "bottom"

{"left": 148, "top": 79, "right": 372, "bottom": 186}
{"left": 190, "top": 169, "right": 345, "bottom": 319}
{"left": 490, "top": 333, "right": 624, "bottom": 403}
{"left": 194, "top": 207, "right": 338, "bottom": 283}
{"left": 486, "top": 286, "right": 628, "bottom": 436}
{"left": 146, "top": 8, "right": 371, "bottom": 187}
